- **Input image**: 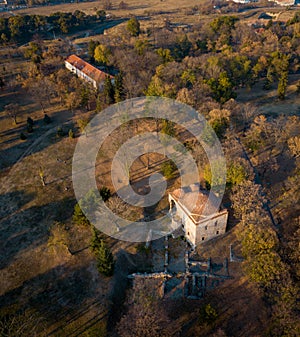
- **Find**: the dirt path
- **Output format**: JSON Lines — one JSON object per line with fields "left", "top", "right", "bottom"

{"left": 15, "top": 120, "right": 73, "bottom": 165}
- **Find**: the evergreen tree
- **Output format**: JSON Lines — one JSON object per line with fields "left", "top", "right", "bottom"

{"left": 43, "top": 114, "right": 52, "bottom": 124}
{"left": 96, "top": 240, "right": 114, "bottom": 276}
{"left": 96, "top": 94, "right": 103, "bottom": 112}
{"left": 114, "top": 72, "right": 125, "bottom": 102}
{"left": 206, "top": 72, "right": 236, "bottom": 104}
{"left": 277, "top": 71, "right": 288, "bottom": 100}
{"left": 90, "top": 226, "right": 102, "bottom": 252}
{"left": 173, "top": 34, "right": 192, "bottom": 61}
{"left": 27, "top": 116, "right": 34, "bottom": 126}
{"left": 80, "top": 86, "right": 90, "bottom": 110}
{"left": 104, "top": 76, "right": 115, "bottom": 105}
{"left": 72, "top": 203, "right": 90, "bottom": 226}
{"left": 263, "top": 66, "right": 274, "bottom": 90}
{"left": 73, "top": 190, "right": 101, "bottom": 227}
{"left": 80, "top": 188, "right": 101, "bottom": 215}
{"left": 156, "top": 48, "right": 174, "bottom": 64}
{"left": 127, "top": 17, "right": 140, "bottom": 36}
{"left": 88, "top": 39, "right": 99, "bottom": 62}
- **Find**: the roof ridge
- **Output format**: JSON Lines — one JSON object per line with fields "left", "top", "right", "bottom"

{"left": 65, "top": 54, "right": 114, "bottom": 83}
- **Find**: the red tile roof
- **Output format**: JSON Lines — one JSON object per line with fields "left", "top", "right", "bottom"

{"left": 65, "top": 54, "right": 113, "bottom": 83}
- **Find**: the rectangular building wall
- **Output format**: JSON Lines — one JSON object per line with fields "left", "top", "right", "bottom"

{"left": 195, "top": 211, "right": 228, "bottom": 245}
{"left": 169, "top": 195, "right": 228, "bottom": 247}
{"left": 169, "top": 196, "right": 197, "bottom": 246}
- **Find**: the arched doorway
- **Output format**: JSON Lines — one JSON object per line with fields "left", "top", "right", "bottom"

{"left": 170, "top": 199, "right": 176, "bottom": 214}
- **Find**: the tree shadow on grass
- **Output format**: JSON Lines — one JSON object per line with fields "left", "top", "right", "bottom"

{"left": 0, "top": 263, "right": 109, "bottom": 337}
{"left": 0, "top": 190, "right": 35, "bottom": 220}
{"left": 0, "top": 195, "right": 75, "bottom": 269}
{"left": 0, "top": 109, "right": 75, "bottom": 170}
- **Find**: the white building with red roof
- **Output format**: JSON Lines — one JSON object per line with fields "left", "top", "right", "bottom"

{"left": 268, "top": 0, "right": 296, "bottom": 5}
{"left": 169, "top": 183, "right": 228, "bottom": 247}
{"left": 65, "top": 54, "right": 114, "bottom": 90}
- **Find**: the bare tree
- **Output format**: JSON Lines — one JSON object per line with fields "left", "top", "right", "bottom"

{"left": 288, "top": 136, "right": 300, "bottom": 158}
{"left": 65, "top": 92, "right": 80, "bottom": 113}
{"left": 4, "top": 103, "right": 19, "bottom": 125}
{"left": 231, "top": 179, "right": 265, "bottom": 222}
{"left": 39, "top": 166, "right": 46, "bottom": 186}
{"left": 23, "top": 76, "right": 55, "bottom": 113}
{"left": 102, "top": 0, "right": 112, "bottom": 10}
{"left": 117, "top": 279, "right": 176, "bottom": 337}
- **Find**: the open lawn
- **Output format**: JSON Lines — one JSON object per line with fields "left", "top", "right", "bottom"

{"left": 6, "top": 0, "right": 202, "bottom": 17}
{"left": 236, "top": 74, "right": 300, "bottom": 116}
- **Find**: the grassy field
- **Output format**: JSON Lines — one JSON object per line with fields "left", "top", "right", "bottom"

{"left": 4, "top": 0, "right": 295, "bottom": 23}
{"left": 236, "top": 74, "right": 300, "bottom": 115}
{"left": 7, "top": 0, "right": 201, "bottom": 17}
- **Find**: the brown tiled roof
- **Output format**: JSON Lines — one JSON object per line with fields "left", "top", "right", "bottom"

{"left": 170, "top": 183, "right": 221, "bottom": 223}
{"left": 65, "top": 54, "right": 113, "bottom": 83}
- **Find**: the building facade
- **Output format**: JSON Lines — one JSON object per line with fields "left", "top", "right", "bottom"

{"left": 268, "top": 0, "right": 296, "bottom": 5}
{"left": 169, "top": 183, "right": 228, "bottom": 248}
{"left": 65, "top": 54, "right": 114, "bottom": 90}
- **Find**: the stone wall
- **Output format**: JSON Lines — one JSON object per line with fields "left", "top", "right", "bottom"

{"left": 169, "top": 195, "right": 197, "bottom": 246}
{"left": 195, "top": 210, "right": 228, "bottom": 245}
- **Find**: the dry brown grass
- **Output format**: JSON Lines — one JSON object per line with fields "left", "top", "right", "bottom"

{"left": 236, "top": 74, "right": 300, "bottom": 116}
{"left": 4, "top": 0, "right": 296, "bottom": 27}
{"left": 11, "top": 0, "right": 201, "bottom": 17}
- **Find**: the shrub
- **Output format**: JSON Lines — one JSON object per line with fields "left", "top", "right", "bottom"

{"left": 198, "top": 304, "right": 218, "bottom": 325}
{"left": 20, "top": 132, "right": 27, "bottom": 140}
{"left": 99, "top": 186, "right": 111, "bottom": 202}
{"left": 56, "top": 126, "right": 64, "bottom": 137}
{"left": 27, "top": 124, "right": 33, "bottom": 133}
{"left": 119, "top": 1, "right": 128, "bottom": 9}
{"left": 227, "top": 162, "right": 247, "bottom": 187}
{"left": 68, "top": 129, "right": 74, "bottom": 139}
{"left": 161, "top": 160, "right": 177, "bottom": 179}
{"left": 136, "top": 243, "right": 151, "bottom": 255}
{"left": 127, "top": 17, "right": 140, "bottom": 36}
{"left": 47, "top": 221, "right": 68, "bottom": 248}
{"left": 43, "top": 114, "right": 52, "bottom": 124}
{"left": 27, "top": 117, "right": 34, "bottom": 126}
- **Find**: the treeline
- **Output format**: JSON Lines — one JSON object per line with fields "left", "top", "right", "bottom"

{"left": 0, "top": 10, "right": 106, "bottom": 44}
